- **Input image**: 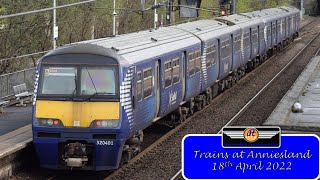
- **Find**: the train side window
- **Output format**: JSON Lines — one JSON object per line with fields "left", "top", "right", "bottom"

{"left": 143, "top": 68, "right": 153, "bottom": 98}
{"left": 235, "top": 35, "right": 241, "bottom": 52}
{"left": 172, "top": 58, "right": 180, "bottom": 84}
{"left": 244, "top": 32, "right": 250, "bottom": 48}
{"left": 267, "top": 26, "right": 271, "bottom": 38}
{"left": 272, "top": 23, "right": 276, "bottom": 35}
{"left": 260, "top": 29, "right": 264, "bottom": 41}
{"left": 252, "top": 29, "right": 258, "bottom": 43}
{"left": 226, "top": 40, "right": 232, "bottom": 57}
{"left": 212, "top": 46, "right": 216, "bottom": 65}
{"left": 206, "top": 45, "right": 214, "bottom": 67}
{"left": 137, "top": 71, "right": 142, "bottom": 101}
{"left": 221, "top": 40, "right": 230, "bottom": 59}
{"left": 195, "top": 51, "right": 201, "bottom": 73}
{"left": 226, "top": 41, "right": 231, "bottom": 57}
{"left": 188, "top": 52, "right": 195, "bottom": 76}
{"left": 164, "top": 61, "right": 172, "bottom": 88}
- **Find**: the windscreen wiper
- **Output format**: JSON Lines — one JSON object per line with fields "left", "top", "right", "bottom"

{"left": 84, "top": 68, "right": 114, "bottom": 101}
{"left": 85, "top": 68, "right": 101, "bottom": 101}
{"left": 71, "top": 69, "right": 77, "bottom": 100}
{"left": 85, "top": 92, "right": 114, "bottom": 101}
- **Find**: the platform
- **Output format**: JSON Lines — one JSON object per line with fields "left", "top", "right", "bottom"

{"left": 0, "top": 105, "right": 32, "bottom": 179}
{"left": 264, "top": 56, "right": 320, "bottom": 132}
{"left": 0, "top": 104, "right": 32, "bottom": 136}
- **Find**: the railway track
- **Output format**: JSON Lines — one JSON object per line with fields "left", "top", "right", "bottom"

{"left": 10, "top": 17, "right": 320, "bottom": 180}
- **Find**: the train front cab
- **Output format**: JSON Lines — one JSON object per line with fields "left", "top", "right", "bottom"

{"left": 32, "top": 46, "right": 129, "bottom": 170}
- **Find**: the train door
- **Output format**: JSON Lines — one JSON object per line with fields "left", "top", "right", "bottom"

{"left": 131, "top": 66, "right": 136, "bottom": 110}
{"left": 271, "top": 22, "right": 274, "bottom": 46}
{"left": 181, "top": 51, "right": 186, "bottom": 101}
{"left": 250, "top": 28, "right": 253, "bottom": 59}
{"left": 276, "top": 20, "right": 279, "bottom": 44}
{"left": 231, "top": 34, "right": 234, "bottom": 70}
{"left": 258, "top": 26, "right": 260, "bottom": 54}
{"left": 154, "top": 60, "right": 160, "bottom": 118}
{"left": 217, "top": 39, "right": 221, "bottom": 79}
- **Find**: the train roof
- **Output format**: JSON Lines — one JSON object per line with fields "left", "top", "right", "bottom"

{"left": 215, "top": 14, "right": 264, "bottom": 28}
{"left": 75, "top": 26, "right": 200, "bottom": 65}
{"left": 242, "top": 7, "right": 299, "bottom": 20}
{"left": 175, "top": 19, "right": 240, "bottom": 41}
{"left": 278, "top": 6, "right": 300, "bottom": 14}
{"left": 41, "top": 6, "right": 300, "bottom": 66}
{"left": 241, "top": 8, "right": 285, "bottom": 22}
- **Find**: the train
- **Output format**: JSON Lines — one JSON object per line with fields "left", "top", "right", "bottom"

{"left": 32, "top": 6, "right": 300, "bottom": 170}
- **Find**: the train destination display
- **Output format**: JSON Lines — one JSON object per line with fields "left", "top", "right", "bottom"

{"left": 182, "top": 127, "right": 320, "bottom": 179}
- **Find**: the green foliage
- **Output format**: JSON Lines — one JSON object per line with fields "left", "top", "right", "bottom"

{"left": 0, "top": 0, "right": 292, "bottom": 74}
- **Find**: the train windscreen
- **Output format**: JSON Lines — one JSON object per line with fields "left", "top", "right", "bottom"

{"left": 41, "top": 67, "right": 77, "bottom": 95}
{"left": 80, "top": 67, "right": 116, "bottom": 95}
{"left": 39, "top": 66, "right": 119, "bottom": 100}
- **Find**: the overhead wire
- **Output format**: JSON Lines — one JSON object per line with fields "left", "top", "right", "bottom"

{"left": 0, "top": 0, "right": 96, "bottom": 19}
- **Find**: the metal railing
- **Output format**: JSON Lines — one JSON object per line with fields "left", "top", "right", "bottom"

{"left": 0, "top": 68, "right": 36, "bottom": 99}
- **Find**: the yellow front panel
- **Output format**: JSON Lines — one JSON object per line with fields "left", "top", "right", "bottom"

{"left": 35, "top": 100, "right": 120, "bottom": 127}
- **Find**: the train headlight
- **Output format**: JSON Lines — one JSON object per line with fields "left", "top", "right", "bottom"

{"left": 35, "top": 118, "right": 63, "bottom": 127}
{"left": 91, "top": 120, "right": 119, "bottom": 128}
{"left": 47, "top": 119, "right": 53, "bottom": 126}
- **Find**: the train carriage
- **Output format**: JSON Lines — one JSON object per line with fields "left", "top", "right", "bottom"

{"left": 33, "top": 27, "right": 201, "bottom": 170}
{"left": 32, "top": 6, "right": 301, "bottom": 171}
{"left": 280, "top": 6, "right": 300, "bottom": 38}
{"left": 216, "top": 14, "right": 265, "bottom": 70}
{"left": 175, "top": 20, "right": 241, "bottom": 94}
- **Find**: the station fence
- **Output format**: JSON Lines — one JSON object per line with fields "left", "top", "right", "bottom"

{"left": 0, "top": 68, "right": 36, "bottom": 99}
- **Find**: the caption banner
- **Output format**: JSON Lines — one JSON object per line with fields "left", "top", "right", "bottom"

{"left": 182, "top": 128, "right": 320, "bottom": 180}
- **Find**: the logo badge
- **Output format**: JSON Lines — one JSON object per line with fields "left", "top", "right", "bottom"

{"left": 243, "top": 127, "right": 259, "bottom": 143}
{"left": 169, "top": 91, "right": 177, "bottom": 106}
{"left": 222, "top": 127, "right": 280, "bottom": 148}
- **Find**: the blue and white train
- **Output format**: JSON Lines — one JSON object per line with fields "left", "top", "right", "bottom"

{"left": 32, "top": 6, "right": 300, "bottom": 170}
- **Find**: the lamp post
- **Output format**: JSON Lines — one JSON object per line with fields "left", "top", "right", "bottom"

{"left": 300, "top": 0, "right": 304, "bottom": 19}
{"left": 262, "top": 0, "right": 266, "bottom": 9}
{"left": 154, "top": 0, "right": 158, "bottom": 29}
{"left": 113, "top": 0, "right": 117, "bottom": 36}
{"left": 230, "top": 0, "right": 236, "bottom": 14}
{"left": 53, "top": 0, "right": 58, "bottom": 49}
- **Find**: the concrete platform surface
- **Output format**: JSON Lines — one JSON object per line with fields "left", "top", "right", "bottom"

{"left": 0, "top": 104, "right": 32, "bottom": 136}
{"left": 0, "top": 125, "right": 32, "bottom": 179}
{"left": 0, "top": 125, "right": 32, "bottom": 159}
{"left": 264, "top": 56, "right": 320, "bottom": 131}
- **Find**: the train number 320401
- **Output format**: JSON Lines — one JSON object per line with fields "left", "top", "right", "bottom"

{"left": 96, "top": 140, "right": 114, "bottom": 146}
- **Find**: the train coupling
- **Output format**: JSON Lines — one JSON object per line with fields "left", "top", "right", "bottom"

{"left": 63, "top": 142, "right": 89, "bottom": 167}
{"left": 65, "top": 157, "right": 88, "bottom": 167}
